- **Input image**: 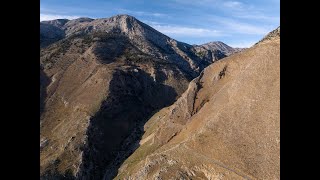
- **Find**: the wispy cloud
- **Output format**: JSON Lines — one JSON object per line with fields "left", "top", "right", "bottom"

{"left": 40, "top": 13, "right": 80, "bottom": 21}
{"left": 223, "top": 1, "right": 244, "bottom": 9}
{"left": 222, "top": 1, "right": 279, "bottom": 23}
{"left": 172, "top": 0, "right": 219, "bottom": 6}
{"left": 147, "top": 23, "right": 224, "bottom": 37}
{"left": 220, "top": 20, "right": 270, "bottom": 35}
{"left": 116, "top": 9, "right": 169, "bottom": 18}
{"left": 228, "top": 40, "right": 257, "bottom": 48}
{"left": 205, "top": 15, "right": 271, "bottom": 35}
{"left": 172, "top": 0, "right": 278, "bottom": 23}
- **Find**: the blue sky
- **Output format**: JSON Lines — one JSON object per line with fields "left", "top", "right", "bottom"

{"left": 40, "top": 0, "right": 279, "bottom": 48}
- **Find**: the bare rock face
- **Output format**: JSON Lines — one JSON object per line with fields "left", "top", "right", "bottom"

{"left": 115, "top": 27, "right": 280, "bottom": 180}
{"left": 40, "top": 15, "right": 230, "bottom": 179}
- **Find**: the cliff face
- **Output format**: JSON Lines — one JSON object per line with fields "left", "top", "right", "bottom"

{"left": 115, "top": 27, "right": 280, "bottom": 180}
{"left": 40, "top": 15, "right": 229, "bottom": 179}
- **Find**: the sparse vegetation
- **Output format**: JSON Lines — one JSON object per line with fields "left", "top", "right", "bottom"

{"left": 196, "top": 51, "right": 206, "bottom": 58}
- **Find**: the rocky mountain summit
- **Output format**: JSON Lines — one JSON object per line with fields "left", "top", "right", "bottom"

{"left": 40, "top": 15, "right": 227, "bottom": 77}
{"left": 40, "top": 14, "right": 233, "bottom": 179}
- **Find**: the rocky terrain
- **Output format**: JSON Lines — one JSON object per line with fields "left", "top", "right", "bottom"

{"left": 114, "top": 27, "right": 280, "bottom": 180}
{"left": 40, "top": 14, "right": 231, "bottom": 179}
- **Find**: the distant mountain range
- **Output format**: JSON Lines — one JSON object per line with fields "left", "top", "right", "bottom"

{"left": 40, "top": 14, "right": 279, "bottom": 180}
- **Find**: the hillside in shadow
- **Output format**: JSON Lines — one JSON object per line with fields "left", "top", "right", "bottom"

{"left": 78, "top": 68, "right": 177, "bottom": 179}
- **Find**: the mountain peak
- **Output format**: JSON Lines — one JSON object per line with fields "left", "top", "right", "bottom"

{"left": 64, "top": 17, "right": 94, "bottom": 27}
{"left": 199, "top": 41, "right": 243, "bottom": 56}
{"left": 202, "top": 41, "right": 230, "bottom": 48}
{"left": 71, "top": 17, "right": 94, "bottom": 22}
{"left": 112, "top": 14, "right": 136, "bottom": 19}
{"left": 107, "top": 14, "right": 140, "bottom": 28}
{"left": 205, "top": 41, "right": 226, "bottom": 45}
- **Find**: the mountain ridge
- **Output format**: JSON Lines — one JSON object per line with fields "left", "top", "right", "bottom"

{"left": 41, "top": 15, "right": 241, "bottom": 59}
{"left": 41, "top": 14, "right": 229, "bottom": 78}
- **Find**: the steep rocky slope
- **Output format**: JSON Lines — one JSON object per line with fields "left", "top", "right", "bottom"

{"left": 115, "top": 27, "right": 280, "bottom": 180}
{"left": 40, "top": 15, "right": 229, "bottom": 179}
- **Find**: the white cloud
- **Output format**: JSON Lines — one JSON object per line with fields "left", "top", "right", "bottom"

{"left": 222, "top": 21, "right": 269, "bottom": 35}
{"left": 143, "top": 20, "right": 165, "bottom": 25}
{"left": 116, "top": 9, "right": 169, "bottom": 18}
{"left": 150, "top": 24, "right": 224, "bottom": 37}
{"left": 237, "top": 14, "right": 279, "bottom": 23}
{"left": 206, "top": 16, "right": 271, "bottom": 35}
{"left": 151, "top": 13, "right": 167, "bottom": 17}
{"left": 223, "top": 1, "right": 244, "bottom": 9}
{"left": 222, "top": 1, "right": 279, "bottom": 23}
{"left": 173, "top": 0, "right": 218, "bottom": 6}
{"left": 40, "top": 13, "right": 80, "bottom": 21}
{"left": 228, "top": 41, "right": 257, "bottom": 48}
